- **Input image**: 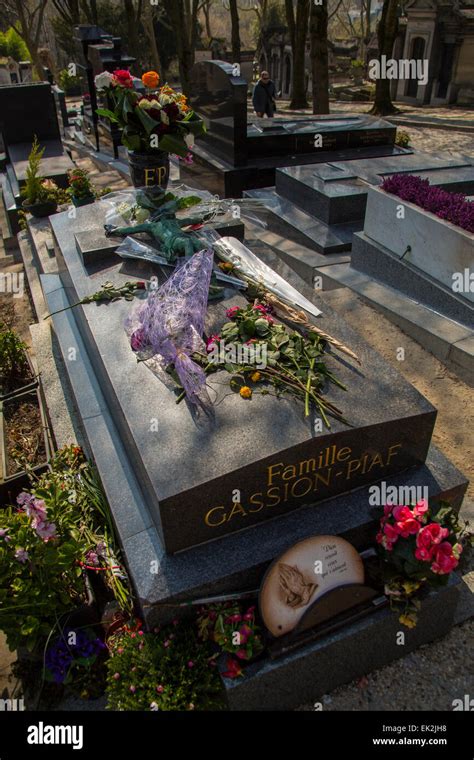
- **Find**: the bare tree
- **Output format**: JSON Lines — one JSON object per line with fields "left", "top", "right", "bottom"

{"left": 3, "top": 0, "right": 50, "bottom": 80}
{"left": 123, "top": 0, "right": 143, "bottom": 70}
{"left": 162, "top": 0, "right": 202, "bottom": 96}
{"left": 285, "top": 0, "right": 310, "bottom": 109}
{"left": 229, "top": 0, "right": 241, "bottom": 63}
{"left": 310, "top": 1, "right": 329, "bottom": 115}
{"left": 201, "top": 0, "right": 213, "bottom": 40}
{"left": 51, "top": 0, "right": 80, "bottom": 24}
{"left": 370, "top": 0, "right": 399, "bottom": 115}
{"left": 142, "top": 1, "right": 163, "bottom": 75}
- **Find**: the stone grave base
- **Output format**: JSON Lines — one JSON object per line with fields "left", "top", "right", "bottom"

{"left": 222, "top": 574, "right": 461, "bottom": 711}
{"left": 351, "top": 232, "right": 474, "bottom": 329}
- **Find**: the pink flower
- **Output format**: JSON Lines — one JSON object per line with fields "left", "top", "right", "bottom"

{"left": 226, "top": 306, "right": 240, "bottom": 319}
{"left": 392, "top": 506, "right": 413, "bottom": 522}
{"left": 431, "top": 542, "right": 459, "bottom": 575}
{"left": 15, "top": 548, "right": 29, "bottom": 564}
{"left": 164, "top": 640, "right": 170, "bottom": 648}
{"left": 117, "top": 648, "right": 124, "bottom": 655}
{"left": 138, "top": 630, "right": 144, "bottom": 636}
{"left": 206, "top": 334, "right": 220, "bottom": 352}
{"left": 383, "top": 523, "right": 399, "bottom": 542}
{"left": 113, "top": 672, "right": 120, "bottom": 680}
{"left": 253, "top": 304, "right": 267, "bottom": 314}
{"left": 129, "top": 685, "right": 136, "bottom": 693}
{"left": 34, "top": 519, "right": 57, "bottom": 542}
{"left": 395, "top": 517, "right": 420, "bottom": 538}
{"left": 187, "top": 661, "right": 194, "bottom": 668}
{"left": 237, "top": 624, "right": 252, "bottom": 644}
{"left": 172, "top": 618, "right": 179, "bottom": 626}
{"left": 417, "top": 523, "right": 449, "bottom": 549}
{"left": 156, "top": 685, "right": 164, "bottom": 693}
{"left": 225, "top": 613, "right": 242, "bottom": 624}
{"left": 413, "top": 499, "right": 429, "bottom": 518}
{"left": 242, "top": 612, "right": 254, "bottom": 621}
{"left": 235, "top": 649, "right": 248, "bottom": 660}
{"left": 131, "top": 329, "right": 145, "bottom": 352}
{"left": 85, "top": 550, "right": 100, "bottom": 566}
{"left": 0, "top": 528, "right": 9, "bottom": 540}
{"left": 414, "top": 546, "right": 435, "bottom": 562}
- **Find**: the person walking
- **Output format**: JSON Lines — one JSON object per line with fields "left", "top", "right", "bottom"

{"left": 252, "top": 71, "right": 277, "bottom": 118}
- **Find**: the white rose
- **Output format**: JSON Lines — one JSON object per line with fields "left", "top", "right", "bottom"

{"left": 160, "top": 110, "right": 170, "bottom": 126}
{"left": 184, "top": 133, "right": 195, "bottom": 148}
{"left": 95, "top": 71, "right": 114, "bottom": 90}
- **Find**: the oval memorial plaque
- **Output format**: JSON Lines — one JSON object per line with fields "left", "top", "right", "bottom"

{"left": 259, "top": 535, "right": 364, "bottom": 637}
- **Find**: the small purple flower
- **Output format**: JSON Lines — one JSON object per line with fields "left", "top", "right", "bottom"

{"left": 33, "top": 519, "right": 57, "bottom": 542}
{"left": 15, "top": 548, "right": 29, "bottom": 564}
{"left": 85, "top": 550, "right": 100, "bottom": 567}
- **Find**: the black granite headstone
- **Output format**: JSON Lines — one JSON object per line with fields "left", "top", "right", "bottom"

{"left": 190, "top": 60, "right": 248, "bottom": 166}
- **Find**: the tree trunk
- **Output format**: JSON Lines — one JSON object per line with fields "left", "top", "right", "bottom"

{"left": 163, "top": 0, "right": 197, "bottom": 96}
{"left": 124, "top": 0, "right": 140, "bottom": 68}
{"left": 203, "top": 0, "right": 212, "bottom": 40}
{"left": 143, "top": 3, "right": 163, "bottom": 75}
{"left": 370, "top": 0, "right": 399, "bottom": 116}
{"left": 229, "top": 0, "right": 241, "bottom": 64}
{"left": 310, "top": 2, "right": 329, "bottom": 115}
{"left": 286, "top": 0, "right": 310, "bottom": 110}
{"left": 12, "top": 0, "right": 48, "bottom": 81}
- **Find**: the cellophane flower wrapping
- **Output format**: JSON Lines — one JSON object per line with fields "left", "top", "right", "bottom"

{"left": 125, "top": 249, "right": 214, "bottom": 407}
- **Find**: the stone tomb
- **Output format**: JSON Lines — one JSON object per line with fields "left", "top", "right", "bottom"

{"left": 245, "top": 151, "right": 474, "bottom": 260}
{"left": 40, "top": 207, "right": 469, "bottom": 709}
{"left": 46, "top": 203, "right": 445, "bottom": 556}
{"left": 351, "top": 185, "right": 474, "bottom": 328}
{"left": 181, "top": 60, "right": 399, "bottom": 197}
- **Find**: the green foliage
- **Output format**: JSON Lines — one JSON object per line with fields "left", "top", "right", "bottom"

{"left": 67, "top": 167, "right": 94, "bottom": 199}
{"left": 351, "top": 59, "right": 365, "bottom": 70}
{"left": 106, "top": 621, "right": 225, "bottom": 711}
{"left": 0, "top": 28, "right": 30, "bottom": 62}
{"left": 0, "top": 325, "right": 29, "bottom": 389}
{"left": 22, "top": 136, "right": 45, "bottom": 205}
{"left": 58, "top": 68, "right": 81, "bottom": 94}
{"left": 0, "top": 445, "right": 132, "bottom": 653}
{"left": 395, "top": 129, "right": 411, "bottom": 148}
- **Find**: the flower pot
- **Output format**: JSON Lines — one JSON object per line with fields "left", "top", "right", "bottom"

{"left": 22, "top": 199, "right": 58, "bottom": 218}
{"left": 127, "top": 150, "right": 170, "bottom": 190}
{"left": 0, "top": 387, "right": 52, "bottom": 504}
{"left": 71, "top": 194, "right": 95, "bottom": 208}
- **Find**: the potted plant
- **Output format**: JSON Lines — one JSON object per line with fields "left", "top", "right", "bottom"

{"left": 68, "top": 167, "right": 95, "bottom": 207}
{"left": 95, "top": 69, "right": 206, "bottom": 190}
{"left": 351, "top": 59, "right": 365, "bottom": 85}
{"left": 0, "top": 326, "right": 37, "bottom": 399}
{"left": 58, "top": 67, "right": 82, "bottom": 96}
{"left": 21, "top": 137, "right": 58, "bottom": 218}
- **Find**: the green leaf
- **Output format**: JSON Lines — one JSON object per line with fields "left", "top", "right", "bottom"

{"left": 157, "top": 133, "right": 188, "bottom": 157}
{"left": 135, "top": 105, "right": 160, "bottom": 135}
{"left": 96, "top": 108, "right": 119, "bottom": 123}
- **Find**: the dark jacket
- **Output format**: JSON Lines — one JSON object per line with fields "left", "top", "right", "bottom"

{"left": 252, "top": 80, "right": 277, "bottom": 115}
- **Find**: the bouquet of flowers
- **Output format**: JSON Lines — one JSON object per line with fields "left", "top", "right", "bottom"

{"left": 95, "top": 69, "right": 206, "bottom": 158}
{"left": 201, "top": 301, "right": 347, "bottom": 428}
{"left": 376, "top": 500, "right": 465, "bottom": 627}
{"left": 197, "top": 602, "right": 264, "bottom": 677}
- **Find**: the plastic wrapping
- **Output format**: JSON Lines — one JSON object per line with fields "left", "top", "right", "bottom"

{"left": 125, "top": 248, "right": 214, "bottom": 409}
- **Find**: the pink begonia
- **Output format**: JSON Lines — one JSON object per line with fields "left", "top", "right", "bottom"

{"left": 413, "top": 499, "right": 429, "bottom": 518}
{"left": 431, "top": 542, "right": 460, "bottom": 575}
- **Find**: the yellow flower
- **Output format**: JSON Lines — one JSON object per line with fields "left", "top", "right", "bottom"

{"left": 142, "top": 71, "right": 160, "bottom": 89}
{"left": 250, "top": 372, "right": 261, "bottom": 383}
{"left": 240, "top": 386, "right": 252, "bottom": 399}
{"left": 399, "top": 613, "right": 417, "bottom": 629}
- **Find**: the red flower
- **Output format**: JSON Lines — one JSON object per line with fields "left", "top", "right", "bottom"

{"left": 113, "top": 69, "right": 133, "bottom": 88}
{"left": 206, "top": 334, "right": 220, "bottom": 352}
{"left": 417, "top": 523, "right": 449, "bottom": 549}
{"left": 235, "top": 649, "right": 248, "bottom": 660}
{"left": 222, "top": 657, "right": 242, "bottom": 679}
{"left": 431, "top": 542, "right": 459, "bottom": 575}
{"left": 226, "top": 306, "right": 240, "bottom": 319}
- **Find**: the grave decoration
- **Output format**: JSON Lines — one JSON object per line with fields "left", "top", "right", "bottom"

{"left": 106, "top": 190, "right": 359, "bottom": 426}
{"left": 95, "top": 69, "right": 206, "bottom": 189}
{"left": 258, "top": 535, "right": 383, "bottom": 658}
{"left": 376, "top": 499, "right": 465, "bottom": 629}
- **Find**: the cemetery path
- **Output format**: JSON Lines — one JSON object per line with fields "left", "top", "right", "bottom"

{"left": 279, "top": 101, "right": 474, "bottom": 159}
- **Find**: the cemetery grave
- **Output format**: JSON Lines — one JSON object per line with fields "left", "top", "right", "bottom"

{"left": 0, "top": 36, "right": 472, "bottom": 720}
